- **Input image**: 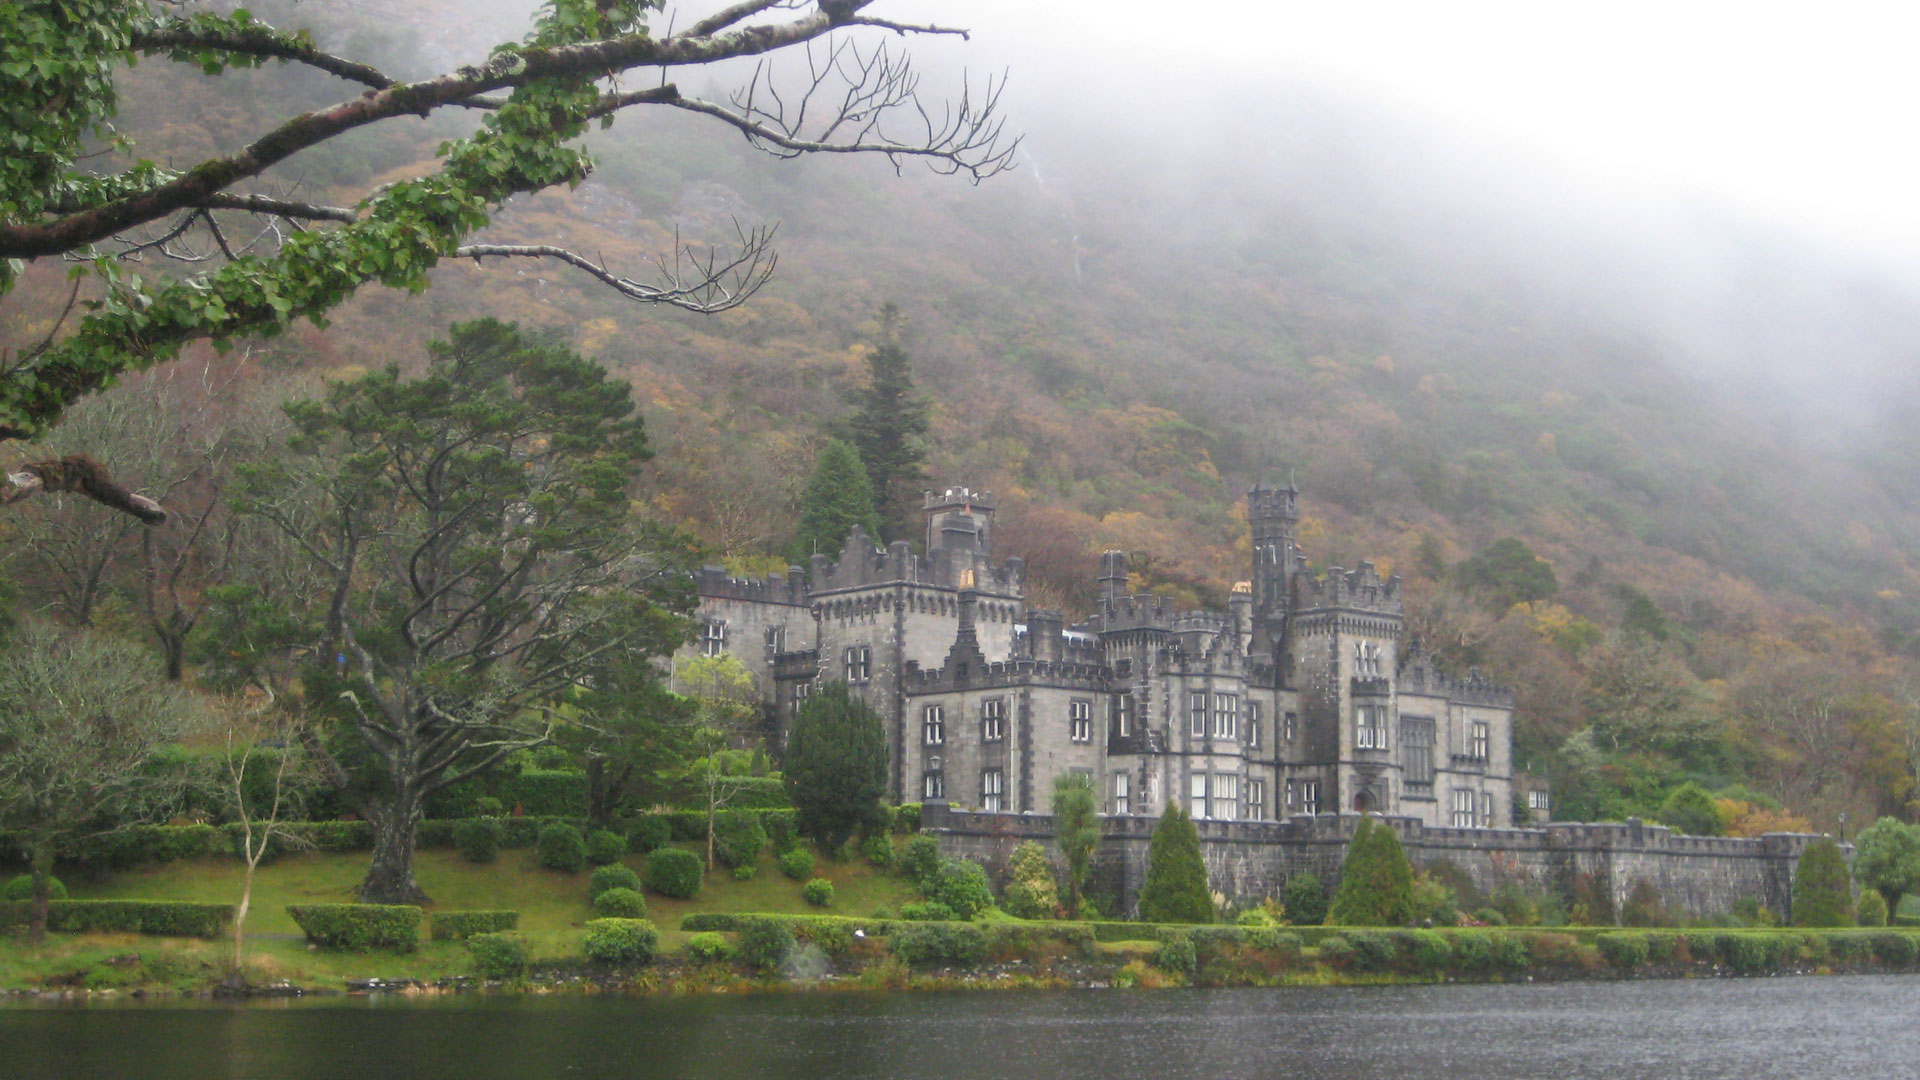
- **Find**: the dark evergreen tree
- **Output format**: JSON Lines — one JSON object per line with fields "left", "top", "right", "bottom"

{"left": 1454, "top": 537, "right": 1558, "bottom": 612}
{"left": 1282, "top": 872, "right": 1329, "bottom": 926}
{"left": 1657, "top": 782, "right": 1725, "bottom": 836}
{"left": 846, "top": 307, "right": 930, "bottom": 543}
{"left": 783, "top": 681, "right": 888, "bottom": 852}
{"left": 791, "top": 439, "right": 883, "bottom": 562}
{"left": 1791, "top": 837, "right": 1855, "bottom": 927}
{"left": 1137, "top": 801, "right": 1213, "bottom": 923}
{"left": 1328, "top": 816, "right": 1416, "bottom": 925}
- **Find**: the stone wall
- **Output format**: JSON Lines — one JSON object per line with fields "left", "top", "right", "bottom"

{"left": 920, "top": 803, "right": 1840, "bottom": 923}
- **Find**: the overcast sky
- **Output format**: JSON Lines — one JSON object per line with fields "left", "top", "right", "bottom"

{"left": 877, "top": 1, "right": 1920, "bottom": 260}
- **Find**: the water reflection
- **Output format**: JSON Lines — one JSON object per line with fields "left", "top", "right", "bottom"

{"left": 2, "top": 977, "right": 1914, "bottom": 1080}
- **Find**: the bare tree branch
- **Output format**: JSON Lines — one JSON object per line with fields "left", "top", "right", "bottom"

{"left": 455, "top": 222, "right": 778, "bottom": 313}
{"left": 3, "top": 455, "right": 167, "bottom": 524}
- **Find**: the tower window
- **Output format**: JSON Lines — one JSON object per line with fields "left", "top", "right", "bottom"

{"left": 982, "top": 769, "right": 1004, "bottom": 813}
{"left": 923, "top": 704, "right": 945, "bottom": 746}
{"left": 1301, "top": 779, "right": 1321, "bottom": 815}
{"left": 982, "top": 697, "right": 1005, "bottom": 742}
{"left": 1070, "top": 699, "right": 1092, "bottom": 743}
{"left": 1213, "top": 693, "right": 1238, "bottom": 740}
{"left": 1113, "top": 771, "right": 1131, "bottom": 815}
{"left": 843, "top": 645, "right": 871, "bottom": 683}
{"left": 923, "top": 771, "right": 945, "bottom": 800}
{"left": 701, "top": 620, "right": 726, "bottom": 657}
{"left": 1190, "top": 692, "right": 1208, "bottom": 738}
{"left": 1114, "top": 692, "right": 1134, "bottom": 738}
{"left": 1190, "top": 773, "right": 1209, "bottom": 820}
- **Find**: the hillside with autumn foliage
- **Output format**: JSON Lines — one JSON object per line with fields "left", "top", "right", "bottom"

{"left": 7, "top": 0, "right": 1920, "bottom": 835}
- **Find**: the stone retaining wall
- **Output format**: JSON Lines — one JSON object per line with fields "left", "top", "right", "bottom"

{"left": 920, "top": 802, "right": 1840, "bottom": 922}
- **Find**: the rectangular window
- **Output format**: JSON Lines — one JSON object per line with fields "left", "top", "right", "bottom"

{"left": 1401, "top": 716, "right": 1435, "bottom": 790}
{"left": 1452, "top": 789, "right": 1476, "bottom": 828}
{"left": 1301, "top": 779, "right": 1320, "bottom": 815}
{"left": 923, "top": 771, "right": 944, "bottom": 800}
{"left": 701, "top": 620, "right": 726, "bottom": 657}
{"left": 923, "top": 704, "right": 945, "bottom": 746}
{"left": 1481, "top": 792, "right": 1494, "bottom": 828}
{"left": 1213, "top": 693, "right": 1238, "bottom": 740}
{"left": 1285, "top": 778, "right": 1297, "bottom": 811}
{"left": 1471, "top": 721, "right": 1490, "bottom": 761}
{"left": 1113, "top": 772, "right": 1131, "bottom": 815}
{"left": 1189, "top": 773, "right": 1209, "bottom": 819}
{"left": 844, "top": 645, "right": 871, "bottom": 683}
{"left": 1212, "top": 773, "right": 1240, "bottom": 822}
{"left": 1355, "top": 704, "right": 1386, "bottom": 750}
{"left": 982, "top": 697, "right": 1005, "bottom": 742}
{"left": 763, "top": 626, "right": 781, "bottom": 656}
{"left": 982, "top": 769, "right": 1004, "bottom": 813}
{"left": 1190, "top": 692, "right": 1208, "bottom": 738}
{"left": 1246, "top": 778, "right": 1266, "bottom": 820}
{"left": 1070, "top": 699, "right": 1092, "bottom": 743}
{"left": 1284, "top": 711, "right": 1298, "bottom": 742}
{"left": 1529, "top": 790, "right": 1550, "bottom": 811}
{"left": 1114, "top": 692, "right": 1133, "bottom": 738}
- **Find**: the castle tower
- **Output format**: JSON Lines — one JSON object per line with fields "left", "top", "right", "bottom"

{"left": 1247, "top": 482, "right": 1299, "bottom": 654}
{"left": 1098, "top": 550, "right": 1130, "bottom": 602}
{"left": 924, "top": 487, "right": 996, "bottom": 554}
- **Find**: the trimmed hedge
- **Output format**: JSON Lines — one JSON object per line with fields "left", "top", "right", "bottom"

{"left": 583, "top": 918, "right": 657, "bottom": 965}
{"left": 644, "top": 847, "right": 703, "bottom": 899}
{"left": 0, "top": 899, "right": 232, "bottom": 938}
{"left": 738, "top": 918, "right": 795, "bottom": 972}
{"left": 430, "top": 910, "right": 520, "bottom": 942}
{"left": 594, "top": 887, "right": 648, "bottom": 918}
{"left": 626, "top": 815, "right": 673, "bottom": 854}
{"left": 589, "top": 864, "right": 643, "bottom": 900}
{"left": 536, "top": 824, "right": 587, "bottom": 873}
{"left": 1597, "top": 932, "right": 1650, "bottom": 970}
{"left": 503, "top": 769, "right": 589, "bottom": 818}
{"left": 714, "top": 811, "right": 768, "bottom": 870}
{"left": 466, "top": 933, "right": 529, "bottom": 980}
{"left": 288, "top": 904, "right": 422, "bottom": 952}
{"left": 686, "top": 931, "right": 736, "bottom": 963}
{"left": 585, "top": 830, "right": 627, "bottom": 866}
{"left": 780, "top": 848, "right": 815, "bottom": 881}
{"left": 454, "top": 818, "right": 504, "bottom": 864}
{"left": 891, "top": 922, "right": 988, "bottom": 968}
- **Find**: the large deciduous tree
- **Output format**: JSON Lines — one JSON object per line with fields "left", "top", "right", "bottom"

{"left": 0, "top": 0, "right": 1013, "bottom": 518}
{"left": 236, "top": 318, "right": 690, "bottom": 903}
{"left": 0, "top": 618, "right": 203, "bottom": 943}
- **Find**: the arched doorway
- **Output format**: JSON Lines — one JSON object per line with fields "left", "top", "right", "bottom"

{"left": 1353, "top": 790, "right": 1375, "bottom": 813}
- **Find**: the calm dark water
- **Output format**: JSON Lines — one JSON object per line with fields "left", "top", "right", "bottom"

{"left": 1, "top": 977, "right": 1911, "bottom": 1080}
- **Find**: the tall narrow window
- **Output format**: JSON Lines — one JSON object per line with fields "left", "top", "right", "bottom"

{"left": 701, "top": 620, "right": 726, "bottom": 657}
{"left": 1214, "top": 694, "right": 1238, "bottom": 740}
{"left": 1246, "top": 778, "right": 1266, "bottom": 820}
{"left": 982, "top": 697, "right": 1005, "bottom": 742}
{"left": 1471, "top": 721, "right": 1490, "bottom": 761}
{"left": 1113, "top": 772, "right": 1131, "bottom": 815}
{"left": 1070, "top": 699, "right": 1092, "bottom": 743}
{"left": 923, "top": 771, "right": 944, "bottom": 800}
{"left": 1285, "top": 778, "right": 1297, "bottom": 811}
{"left": 1190, "top": 692, "right": 1208, "bottom": 738}
{"left": 763, "top": 626, "right": 782, "bottom": 656}
{"left": 1284, "top": 711, "right": 1297, "bottom": 742}
{"left": 1481, "top": 792, "right": 1494, "bottom": 827}
{"left": 1301, "top": 779, "right": 1321, "bottom": 815}
{"left": 1452, "top": 789, "right": 1476, "bottom": 827}
{"left": 1212, "top": 774, "right": 1240, "bottom": 821}
{"left": 982, "top": 769, "right": 1004, "bottom": 813}
{"left": 1401, "top": 716, "right": 1435, "bottom": 793}
{"left": 923, "top": 704, "right": 945, "bottom": 746}
{"left": 1247, "top": 717, "right": 1262, "bottom": 750}
{"left": 1189, "top": 773, "right": 1209, "bottom": 819}
{"left": 844, "top": 645, "right": 871, "bottom": 683}
{"left": 1355, "top": 704, "right": 1386, "bottom": 750}
{"left": 1114, "top": 692, "right": 1133, "bottom": 738}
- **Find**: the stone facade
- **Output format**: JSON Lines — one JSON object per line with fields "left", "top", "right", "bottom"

{"left": 921, "top": 803, "right": 1839, "bottom": 923}
{"left": 682, "top": 482, "right": 1519, "bottom": 828}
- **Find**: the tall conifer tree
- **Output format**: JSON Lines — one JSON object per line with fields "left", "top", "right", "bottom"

{"left": 1137, "top": 801, "right": 1213, "bottom": 923}
{"left": 846, "top": 306, "right": 930, "bottom": 543}
{"left": 791, "top": 439, "right": 884, "bottom": 562}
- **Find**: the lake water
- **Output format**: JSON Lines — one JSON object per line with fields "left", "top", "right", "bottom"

{"left": 1, "top": 976, "right": 1911, "bottom": 1079}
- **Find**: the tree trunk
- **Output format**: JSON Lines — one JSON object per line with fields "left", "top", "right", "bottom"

{"left": 27, "top": 833, "right": 53, "bottom": 946}
{"left": 585, "top": 756, "right": 613, "bottom": 829}
{"left": 231, "top": 854, "right": 255, "bottom": 986}
{"left": 360, "top": 792, "right": 430, "bottom": 905}
{"left": 158, "top": 628, "right": 186, "bottom": 681}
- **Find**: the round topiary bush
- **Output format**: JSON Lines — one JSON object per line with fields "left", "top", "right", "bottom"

{"left": 714, "top": 811, "right": 768, "bottom": 870}
{"left": 593, "top": 887, "right": 648, "bottom": 919}
{"left": 455, "top": 818, "right": 504, "bottom": 864}
{"left": 536, "top": 823, "right": 587, "bottom": 873}
{"left": 803, "top": 878, "right": 834, "bottom": 907}
{"left": 1858, "top": 889, "right": 1890, "bottom": 927}
{"left": 732, "top": 864, "right": 755, "bottom": 881}
{"left": 738, "top": 918, "right": 794, "bottom": 973}
{"left": 583, "top": 918, "right": 657, "bottom": 965}
{"left": 2, "top": 874, "right": 66, "bottom": 901}
{"left": 466, "top": 932, "right": 529, "bottom": 980}
{"left": 644, "top": 847, "right": 703, "bottom": 899}
{"left": 589, "top": 863, "right": 642, "bottom": 900}
{"left": 780, "top": 847, "right": 815, "bottom": 881}
{"left": 687, "top": 931, "right": 735, "bottom": 964}
{"left": 585, "top": 829, "right": 627, "bottom": 867}
{"left": 627, "top": 815, "right": 672, "bottom": 855}
{"left": 928, "top": 858, "right": 994, "bottom": 920}
{"left": 900, "top": 834, "right": 941, "bottom": 887}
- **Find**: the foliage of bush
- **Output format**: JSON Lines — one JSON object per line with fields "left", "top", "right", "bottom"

{"left": 627, "top": 815, "right": 673, "bottom": 855}
{"left": 589, "top": 863, "right": 643, "bottom": 900}
{"left": 1409, "top": 873, "right": 1459, "bottom": 926}
{"left": 890, "top": 922, "right": 988, "bottom": 968}
{"left": 536, "top": 823, "right": 587, "bottom": 873}
{"left": 504, "top": 769, "right": 589, "bottom": 818}
{"left": 733, "top": 865, "right": 756, "bottom": 881}
{"left": 765, "top": 812, "right": 799, "bottom": 856}
{"left": 430, "top": 910, "right": 519, "bottom": 941}
{"left": 2, "top": 899, "right": 231, "bottom": 938}
{"left": 1247, "top": 928, "right": 1304, "bottom": 960}
{"left": 1344, "top": 931, "right": 1396, "bottom": 972}
{"left": 1138, "top": 802, "right": 1213, "bottom": 924}
{"left": 785, "top": 682, "right": 889, "bottom": 851}
{"left": 1620, "top": 879, "right": 1668, "bottom": 927}
{"left": 1002, "top": 841, "right": 1061, "bottom": 919}
{"left": 593, "top": 887, "right": 648, "bottom": 919}
{"left": 892, "top": 804, "right": 924, "bottom": 833}
{"left": 900, "top": 835, "right": 942, "bottom": 888}
{"left": 288, "top": 904, "right": 421, "bottom": 951}
{"left": 1450, "top": 930, "right": 1494, "bottom": 971}
{"left": 644, "top": 847, "right": 703, "bottom": 899}
{"left": 1658, "top": 782, "right": 1726, "bottom": 836}
{"left": 585, "top": 829, "right": 627, "bottom": 866}
{"left": 686, "top": 931, "right": 735, "bottom": 964}
{"left": 454, "top": 817, "right": 504, "bottom": 864}
{"left": 1858, "top": 889, "right": 1889, "bottom": 927}
{"left": 860, "top": 831, "right": 894, "bottom": 869}
{"left": 1717, "top": 933, "right": 1770, "bottom": 973}
{"left": 1236, "top": 907, "right": 1278, "bottom": 928}
{"left": 899, "top": 901, "right": 955, "bottom": 921}
{"left": 1872, "top": 931, "right": 1918, "bottom": 966}
{"left": 474, "top": 796, "right": 505, "bottom": 817}
{"left": 715, "top": 811, "right": 768, "bottom": 870}
{"left": 738, "top": 918, "right": 795, "bottom": 972}
{"left": 1792, "top": 838, "right": 1854, "bottom": 927}
{"left": 1152, "top": 929, "right": 1197, "bottom": 975}
{"left": 1282, "top": 873, "right": 1327, "bottom": 927}
{"left": 465, "top": 932, "right": 529, "bottom": 979}
{"left": 780, "top": 847, "right": 816, "bottom": 881}
{"left": 583, "top": 918, "right": 657, "bottom": 965}
{"left": 1395, "top": 929, "right": 1452, "bottom": 971}
{"left": 927, "top": 858, "right": 994, "bottom": 920}
{"left": 1316, "top": 935, "right": 1354, "bottom": 969}
{"left": 1597, "top": 932, "right": 1650, "bottom": 970}
{"left": 1329, "top": 817, "right": 1415, "bottom": 926}
{"left": 1831, "top": 933, "right": 1875, "bottom": 963}
{"left": 1473, "top": 907, "right": 1507, "bottom": 926}
{"left": 2, "top": 874, "right": 64, "bottom": 901}
{"left": 1489, "top": 932, "right": 1530, "bottom": 970}
{"left": 1521, "top": 932, "right": 1589, "bottom": 970}
{"left": 1853, "top": 818, "right": 1920, "bottom": 908}
{"left": 803, "top": 878, "right": 835, "bottom": 908}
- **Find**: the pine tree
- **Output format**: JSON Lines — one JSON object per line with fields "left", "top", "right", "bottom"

{"left": 1791, "top": 837, "right": 1855, "bottom": 927}
{"left": 782, "top": 681, "right": 888, "bottom": 852}
{"left": 846, "top": 307, "right": 930, "bottom": 543}
{"left": 1328, "top": 816, "right": 1416, "bottom": 925}
{"left": 791, "top": 439, "right": 884, "bottom": 562}
{"left": 1138, "top": 801, "right": 1213, "bottom": 923}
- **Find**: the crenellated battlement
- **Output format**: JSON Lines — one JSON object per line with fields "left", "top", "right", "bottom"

{"left": 1297, "top": 560, "right": 1403, "bottom": 614}
{"left": 903, "top": 656, "right": 1111, "bottom": 694}
{"left": 1399, "top": 643, "right": 1515, "bottom": 707}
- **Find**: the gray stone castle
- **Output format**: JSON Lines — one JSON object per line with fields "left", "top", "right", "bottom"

{"left": 683, "top": 484, "right": 1516, "bottom": 829}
